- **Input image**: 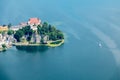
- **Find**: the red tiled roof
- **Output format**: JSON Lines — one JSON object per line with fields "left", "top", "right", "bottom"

{"left": 28, "top": 18, "right": 41, "bottom": 25}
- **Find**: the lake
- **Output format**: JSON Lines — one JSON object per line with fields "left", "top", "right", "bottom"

{"left": 0, "top": 0, "right": 120, "bottom": 80}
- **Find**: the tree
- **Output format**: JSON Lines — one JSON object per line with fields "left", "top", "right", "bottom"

{"left": 22, "top": 26, "right": 31, "bottom": 35}
{"left": 48, "top": 25, "right": 52, "bottom": 32}
{"left": 23, "top": 26, "right": 33, "bottom": 35}
{"left": 48, "top": 25, "right": 56, "bottom": 33}
{"left": 2, "top": 44, "right": 6, "bottom": 49}
{"left": 22, "top": 26, "right": 33, "bottom": 41}
{"left": 42, "top": 22, "right": 48, "bottom": 28}
{"left": 37, "top": 25, "right": 46, "bottom": 35}
{"left": 57, "top": 32, "right": 64, "bottom": 39}
{"left": 8, "top": 23, "right": 12, "bottom": 29}
{"left": 27, "top": 36, "right": 32, "bottom": 42}
{"left": 37, "top": 22, "right": 64, "bottom": 41}
{"left": 2, "top": 31, "right": 5, "bottom": 35}
{"left": 49, "top": 32, "right": 57, "bottom": 40}
{"left": 40, "top": 38, "right": 44, "bottom": 44}
{"left": 7, "top": 30, "right": 14, "bottom": 35}
{"left": 37, "top": 25, "right": 42, "bottom": 34}
{"left": 3, "top": 25, "right": 6, "bottom": 27}
{"left": 14, "top": 30, "right": 24, "bottom": 42}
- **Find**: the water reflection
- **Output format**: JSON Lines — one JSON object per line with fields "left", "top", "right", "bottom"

{"left": 16, "top": 46, "right": 49, "bottom": 53}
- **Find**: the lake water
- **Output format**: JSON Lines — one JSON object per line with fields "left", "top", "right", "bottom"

{"left": 0, "top": 0, "right": 120, "bottom": 80}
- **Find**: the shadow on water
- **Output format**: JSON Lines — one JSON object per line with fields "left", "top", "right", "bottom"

{"left": 15, "top": 43, "right": 65, "bottom": 53}
{"left": 15, "top": 46, "right": 49, "bottom": 53}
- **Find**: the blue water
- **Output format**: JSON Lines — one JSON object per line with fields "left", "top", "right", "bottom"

{"left": 0, "top": 0, "right": 120, "bottom": 80}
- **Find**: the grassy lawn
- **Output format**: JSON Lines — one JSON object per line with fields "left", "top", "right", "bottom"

{"left": 50, "top": 40, "right": 62, "bottom": 44}
{"left": 47, "top": 39, "right": 64, "bottom": 47}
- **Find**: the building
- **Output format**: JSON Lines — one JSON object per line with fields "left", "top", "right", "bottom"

{"left": 28, "top": 18, "right": 41, "bottom": 26}
{"left": 20, "top": 22, "right": 28, "bottom": 27}
{"left": 43, "top": 35, "right": 49, "bottom": 43}
{"left": 28, "top": 18, "right": 41, "bottom": 31}
{"left": 35, "top": 34, "right": 41, "bottom": 43}
{"left": 10, "top": 26, "right": 20, "bottom": 31}
{"left": 7, "top": 35, "right": 15, "bottom": 43}
{"left": 32, "top": 31, "right": 41, "bottom": 43}
{"left": 0, "top": 26, "right": 8, "bottom": 31}
{"left": 0, "top": 34, "right": 2, "bottom": 41}
{"left": 10, "top": 18, "right": 41, "bottom": 31}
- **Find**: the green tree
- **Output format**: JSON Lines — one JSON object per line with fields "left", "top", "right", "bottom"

{"left": 3, "top": 25, "right": 6, "bottom": 27}
{"left": 8, "top": 23, "right": 12, "bottom": 29}
{"left": 37, "top": 25, "right": 42, "bottom": 34}
{"left": 27, "top": 36, "right": 32, "bottom": 42}
{"left": 57, "top": 32, "right": 64, "bottom": 39}
{"left": 37, "top": 22, "right": 64, "bottom": 41}
{"left": 37, "top": 25, "right": 46, "bottom": 35}
{"left": 22, "top": 26, "right": 33, "bottom": 41}
{"left": 42, "top": 22, "right": 48, "bottom": 28}
{"left": 48, "top": 26, "right": 56, "bottom": 33}
{"left": 51, "top": 26, "right": 56, "bottom": 32}
{"left": 40, "top": 38, "right": 44, "bottom": 44}
{"left": 7, "top": 30, "right": 14, "bottom": 35}
{"left": 2, "top": 31, "right": 5, "bottom": 35}
{"left": 2, "top": 44, "right": 6, "bottom": 49}
{"left": 14, "top": 30, "right": 24, "bottom": 42}
{"left": 22, "top": 26, "right": 31, "bottom": 35}
{"left": 49, "top": 32, "right": 57, "bottom": 40}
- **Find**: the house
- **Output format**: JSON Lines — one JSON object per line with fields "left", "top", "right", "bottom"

{"left": 20, "top": 22, "right": 28, "bottom": 27}
{"left": 10, "top": 26, "right": 21, "bottom": 31}
{"left": 0, "top": 26, "right": 8, "bottom": 31}
{"left": 28, "top": 18, "right": 41, "bottom": 30}
{"left": 10, "top": 22, "right": 27, "bottom": 31}
{"left": 28, "top": 18, "right": 41, "bottom": 26}
{"left": 0, "top": 45, "right": 2, "bottom": 49}
{"left": 2, "top": 32, "right": 8, "bottom": 41}
{"left": 7, "top": 35, "right": 15, "bottom": 43}
{"left": 0, "top": 34, "right": 2, "bottom": 41}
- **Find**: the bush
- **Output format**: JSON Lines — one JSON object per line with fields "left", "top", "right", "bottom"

{"left": 2, "top": 44, "right": 7, "bottom": 49}
{"left": 7, "top": 30, "right": 14, "bottom": 35}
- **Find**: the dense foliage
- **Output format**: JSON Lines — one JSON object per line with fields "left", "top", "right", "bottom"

{"left": 22, "top": 26, "right": 33, "bottom": 41}
{"left": 14, "top": 26, "right": 33, "bottom": 42}
{"left": 2, "top": 44, "right": 7, "bottom": 49}
{"left": 14, "top": 29, "right": 24, "bottom": 42}
{"left": 7, "top": 30, "right": 14, "bottom": 35}
{"left": 14, "top": 22, "right": 64, "bottom": 42}
{"left": 8, "top": 23, "right": 12, "bottom": 29}
{"left": 37, "top": 22, "right": 64, "bottom": 41}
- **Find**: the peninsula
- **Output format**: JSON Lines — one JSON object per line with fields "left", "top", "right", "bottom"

{"left": 0, "top": 18, "right": 64, "bottom": 51}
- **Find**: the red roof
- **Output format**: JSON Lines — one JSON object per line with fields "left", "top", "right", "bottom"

{"left": 28, "top": 18, "right": 41, "bottom": 25}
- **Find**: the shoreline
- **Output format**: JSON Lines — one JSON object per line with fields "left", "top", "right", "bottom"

{"left": 0, "top": 45, "right": 12, "bottom": 52}
{"left": 0, "top": 18, "right": 65, "bottom": 52}
{"left": 46, "top": 39, "right": 64, "bottom": 47}
{"left": 0, "top": 48, "right": 7, "bottom": 52}
{"left": 13, "top": 39, "right": 64, "bottom": 47}
{"left": 0, "top": 39, "right": 64, "bottom": 52}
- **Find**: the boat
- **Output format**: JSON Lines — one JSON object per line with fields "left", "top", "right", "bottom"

{"left": 99, "top": 43, "right": 102, "bottom": 47}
